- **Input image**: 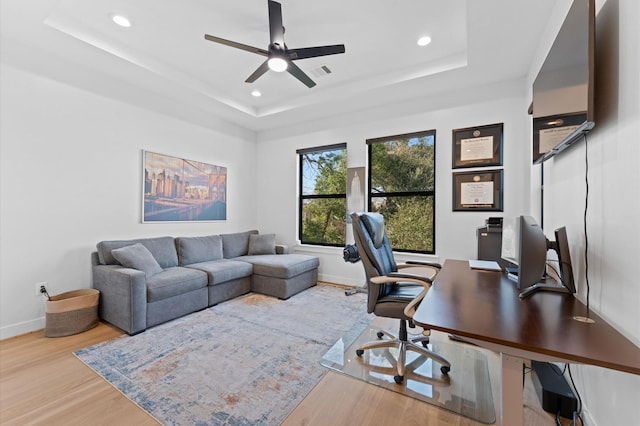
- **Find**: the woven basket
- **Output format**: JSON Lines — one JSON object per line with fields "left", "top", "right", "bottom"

{"left": 45, "top": 289, "right": 100, "bottom": 337}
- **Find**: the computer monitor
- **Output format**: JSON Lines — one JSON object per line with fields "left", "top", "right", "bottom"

{"left": 501, "top": 215, "right": 576, "bottom": 298}
{"left": 550, "top": 226, "right": 576, "bottom": 293}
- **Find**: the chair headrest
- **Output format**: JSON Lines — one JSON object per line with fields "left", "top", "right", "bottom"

{"left": 361, "top": 212, "right": 386, "bottom": 249}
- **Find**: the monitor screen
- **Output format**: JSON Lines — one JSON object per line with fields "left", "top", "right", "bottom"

{"left": 552, "top": 226, "right": 576, "bottom": 293}
{"left": 516, "top": 216, "right": 549, "bottom": 291}
{"left": 501, "top": 216, "right": 575, "bottom": 298}
{"left": 500, "top": 217, "right": 519, "bottom": 266}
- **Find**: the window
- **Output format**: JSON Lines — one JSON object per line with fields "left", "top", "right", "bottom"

{"left": 367, "top": 130, "right": 436, "bottom": 253}
{"left": 298, "top": 144, "right": 347, "bottom": 246}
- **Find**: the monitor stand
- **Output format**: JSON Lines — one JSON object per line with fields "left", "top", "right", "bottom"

{"left": 519, "top": 282, "right": 570, "bottom": 299}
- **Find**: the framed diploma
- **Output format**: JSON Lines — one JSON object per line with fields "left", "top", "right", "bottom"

{"left": 452, "top": 123, "right": 503, "bottom": 168}
{"left": 453, "top": 169, "right": 503, "bottom": 211}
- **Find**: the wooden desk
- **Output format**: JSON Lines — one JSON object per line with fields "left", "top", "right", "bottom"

{"left": 413, "top": 259, "right": 640, "bottom": 426}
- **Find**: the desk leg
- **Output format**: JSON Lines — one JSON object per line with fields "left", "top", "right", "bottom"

{"left": 500, "top": 353, "right": 524, "bottom": 426}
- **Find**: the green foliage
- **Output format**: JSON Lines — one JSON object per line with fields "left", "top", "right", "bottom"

{"left": 371, "top": 135, "right": 435, "bottom": 193}
{"left": 300, "top": 149, "right": 347, "bottom": 245}
{"left": 298, "top": 134, "right": 436, "bottom": 251}
{"left": 301, "top": 199, "right": 346, "bottom": 245}
{"left": 370, "top": 134, "right": 435, "bottom": 252}
{"left": 371, "top": 196, "right": 434, "bottom": 252}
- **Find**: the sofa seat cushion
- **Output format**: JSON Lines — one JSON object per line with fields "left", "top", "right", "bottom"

{"left": 146, "top": 267, "right": 208, "bottom": 302}
{"left": 237, "top": 254, "right": 319, "bottom": 279}
{"left": 186, "top": 259, "right": 253, "bottom": 285}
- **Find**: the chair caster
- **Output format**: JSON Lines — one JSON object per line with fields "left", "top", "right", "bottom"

{"left": 376, "top": 331, "right": 384, "bottom": 339}
{"left": 356, "top": 349, "right": 364, "bottom": 357}
{"left": 421, "top": 340, "right": 429, "bottom": 348}
{"left": 441, "top": 365, "right": 451, "bottom": 375}
{"left": 394, "top": 375, "right": 404, "bottom": 384}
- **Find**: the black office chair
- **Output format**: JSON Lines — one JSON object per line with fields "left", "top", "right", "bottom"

{"left": 350, "top": 212, "right": 451, "bottom": 383}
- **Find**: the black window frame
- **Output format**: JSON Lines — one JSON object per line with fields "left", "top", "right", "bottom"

{"left": 297, "top": 143, "right": 347, "bottom": 247}
{"left": 367, "top": 129, "right": 436, "bottom": 254}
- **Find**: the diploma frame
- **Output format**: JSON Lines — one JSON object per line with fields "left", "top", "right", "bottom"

{"left": 452, "top": 123, "right": 503, "bottom": 168}
{"left": 452, "top": 169, "right": 503, "bottom": 211}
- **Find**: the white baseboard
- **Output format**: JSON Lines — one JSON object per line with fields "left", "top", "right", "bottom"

{"left": 0, "top": 317, "right": 45, "bottom": 340}
{"left": 318, "top": 273, "right": 364, "bottom": 288}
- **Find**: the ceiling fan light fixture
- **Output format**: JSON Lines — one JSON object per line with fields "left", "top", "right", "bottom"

{"left": 111, "top": 14, "right": 132, "bottom": 28}
{"left": 267, "top": 57, "right": 288, "bottom": 72}
{"left": 417, "top": 36, "right": 432, "bottom": 46}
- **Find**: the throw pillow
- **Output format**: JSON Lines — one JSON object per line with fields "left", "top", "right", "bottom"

{"left": 111, "top": 243, "right": 163, "bottom": 278}
{"left": 248, "top": 233, "right": 276, "bottom": 255}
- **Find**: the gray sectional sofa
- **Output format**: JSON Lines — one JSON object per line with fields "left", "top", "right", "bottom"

{"left": 91, "top": 230, "right": 319, "bottom": 335}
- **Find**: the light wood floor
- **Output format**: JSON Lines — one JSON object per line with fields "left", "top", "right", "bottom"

{"left": 1, "top": 321, "right": 567, "bottom": 425}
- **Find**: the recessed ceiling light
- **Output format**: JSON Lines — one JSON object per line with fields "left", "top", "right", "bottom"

{"left": 111, "top": 14, "right": 132, "bottom": 28}
{"left": 417, "top": 36, "right": 432, "bottom": 47}
{"left": 251, "top": 90, "right": 262, "bottom": 97}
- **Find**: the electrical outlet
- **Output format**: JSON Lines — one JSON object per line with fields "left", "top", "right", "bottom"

{"left": 36, "top": 282, "right": 48, "bottom": 297}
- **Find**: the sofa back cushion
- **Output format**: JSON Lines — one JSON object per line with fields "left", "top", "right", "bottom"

{"left": 221, "top": 230, "right": 259, "bottom": 258}
{"left": 97, "top": 236, "right": 178, "bottom": 268}
{"left": 176, "top": 235, "right": 223, "bottom": 266}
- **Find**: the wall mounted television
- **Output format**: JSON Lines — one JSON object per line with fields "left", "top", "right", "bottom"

{"left": 532, "top": 0, "right": 595, "bottom": 164}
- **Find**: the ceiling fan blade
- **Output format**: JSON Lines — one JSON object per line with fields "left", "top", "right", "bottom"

{"left": 268, "top": 0, "right": 285, "bottom": 47}
{"left": 204, "top": 34, "right": 268, "bottom": 56}
{"left": 288, "top": 45, "right": 346, "bottom": 60}
{"left": 287, "top": 61, "right": 316, "bottom": 88}
{"left": 245, "top": 60, "right": 271, "bottom": 83}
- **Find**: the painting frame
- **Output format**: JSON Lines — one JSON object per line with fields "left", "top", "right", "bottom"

{"left": 452, "top": 123, "right": 503, "bottom": 169}
{"left": 452, "top": 169, "right": 503, "bottom": 212}
{"left": 142, "top": 150, "right": 227, "bottom": 222}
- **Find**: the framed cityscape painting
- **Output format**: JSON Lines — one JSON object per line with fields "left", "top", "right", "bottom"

{"left": 142, "top": 150, "right": 227, "bottom": 222}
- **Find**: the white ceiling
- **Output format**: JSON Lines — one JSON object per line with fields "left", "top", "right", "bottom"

{"left": 0, "top": 0, "right": 558, "bottom": 134}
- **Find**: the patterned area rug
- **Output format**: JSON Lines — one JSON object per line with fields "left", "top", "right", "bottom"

{"left": 75, "top": 284, "right": 373, "bottom": 425}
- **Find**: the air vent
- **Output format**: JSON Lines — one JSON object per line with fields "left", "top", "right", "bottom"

{"left": 309, "top": 66, "right": 332, "bottom": 78}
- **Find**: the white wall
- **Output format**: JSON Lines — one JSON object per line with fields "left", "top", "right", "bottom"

{"left": 527, "top": 0, "right": 640, "bottom": 424}
{"left": 255, "top": 79, "right": 532, "bottom": 286}
{"left": 0, "top": 65, "right": 258, "bottom": 338}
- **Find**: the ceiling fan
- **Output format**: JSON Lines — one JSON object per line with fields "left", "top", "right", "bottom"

{"left": 204, "top": 0, "right": 345, "bottom": 88}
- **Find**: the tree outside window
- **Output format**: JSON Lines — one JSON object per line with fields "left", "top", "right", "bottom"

{"left": 298, "top": 144, "right": 347, "bottom": 246}
{"left": 368, "top": 130, "right": 436, "bottom": 253}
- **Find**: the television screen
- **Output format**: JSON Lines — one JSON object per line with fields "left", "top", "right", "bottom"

{"left": 532, "top": 0, "right": 595, "bottom": 163}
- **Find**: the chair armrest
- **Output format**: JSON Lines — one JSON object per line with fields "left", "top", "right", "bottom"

{"left": 403, "top": 260, "right": 442, "bottom": 269}
{"left": 370, "top": 275, "right": 431, "bottom": 287}
{"left": 92, "top": 264, "right": 148, "bottom": 335}
{"left": 369, "top": 275, "right": 431, "bottom": 320}
{"left": 387, "top": 271, "right": 434, "bottom": 284}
